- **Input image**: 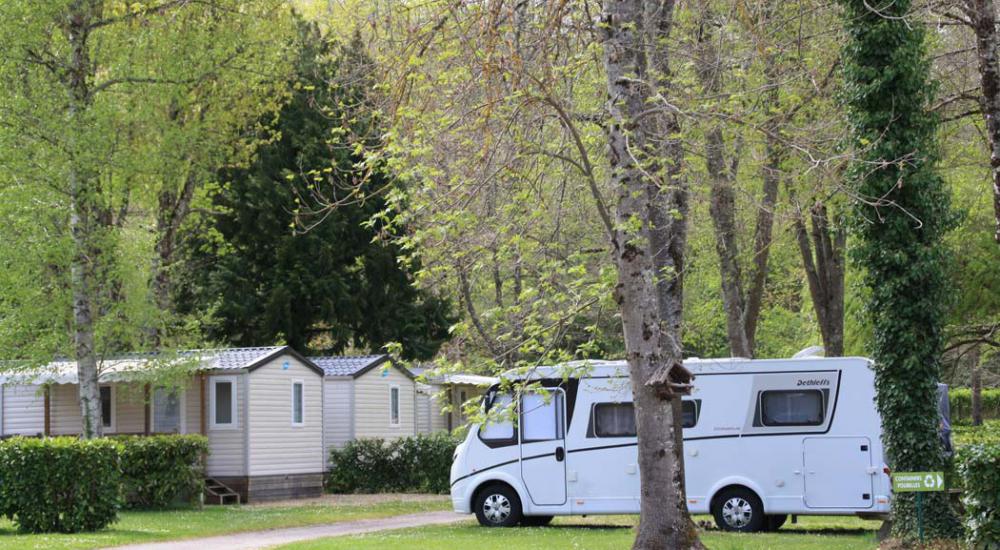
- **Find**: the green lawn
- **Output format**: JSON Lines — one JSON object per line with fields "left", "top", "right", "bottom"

{"left": 0, "top": 498, "right": 449, "bottom": 550}
{"left": 279, "top": 515, "right": 880, "bottom": 550}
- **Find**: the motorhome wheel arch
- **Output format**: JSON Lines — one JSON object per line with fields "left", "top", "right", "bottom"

{"left": 449, "top": 357, "right": 894, "bottom": 531}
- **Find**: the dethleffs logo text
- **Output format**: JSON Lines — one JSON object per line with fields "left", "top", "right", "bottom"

{"left": 796, "top": 379, "right": 830, "bottom": 386}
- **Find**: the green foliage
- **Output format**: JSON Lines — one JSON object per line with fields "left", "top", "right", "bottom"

{"left": 954, "top": 420, "right": 1000, "bottom": 448}
{"left": 326, "top": 433, "right": 460, "bottom": 494}
{"left": 0, "top": 0, "right": 295, "bottom": 364}
{"left": 0, "top": 437, "right": 121, "bottom": 533}
{"left": 175, "top": 23, "right": 454, "bottom": 360}
{"left": 116, "top": 435, "right": 208, "bottom": 509}
{"left": 949, "top": 388, "right": 1000, "bottom": 423}
{"left": 838, "top": 0, "right": 961, "bottom": 538}
{"left": 957, "top": 443, "right": 1000, "bottom": 549}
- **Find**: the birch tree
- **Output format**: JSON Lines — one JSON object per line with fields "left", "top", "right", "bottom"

{"left": 0, "top": 0, "right": 293, "bottom": 437}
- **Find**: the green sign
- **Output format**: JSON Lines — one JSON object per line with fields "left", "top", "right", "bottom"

{"left": 893, "top": 471, "right": 945, "bottom": 492}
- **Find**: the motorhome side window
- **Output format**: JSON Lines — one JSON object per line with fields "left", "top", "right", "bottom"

{"left": 592, "top": 403, "right": 636, "bottom": 437}
{"left": 682, "top": 399, "right": 701, "bottom": 428}
{"left": 758, "top": 389, "right": 826, "bottom": 427}
{"left": 479, "top": 392, "right": 515, "bottom": 441}
{"left": 590, "top": 399, "right": 699, "bottom": 438}
{"left": 521, "top": 391, "right": 564, "bottom": 442}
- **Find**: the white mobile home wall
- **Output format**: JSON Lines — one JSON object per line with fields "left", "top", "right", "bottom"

{"left": 0, "top": 384, "right": 44, "bottom": 436}
{"left": 247, "top": 356, "right": 324, "bottom": 476}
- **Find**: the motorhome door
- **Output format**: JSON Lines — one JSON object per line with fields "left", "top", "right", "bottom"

{"left": 519, "top": 389, "right": 567, "bottom": 506}
{"left": 803, "top": 437, "right": 874, "bottom": 509}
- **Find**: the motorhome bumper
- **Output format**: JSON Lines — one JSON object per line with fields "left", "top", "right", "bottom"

{"left": 451, "top": 480, "right": 471, "bottom": 513}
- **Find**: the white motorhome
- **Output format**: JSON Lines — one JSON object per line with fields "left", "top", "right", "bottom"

{"left": 449, "top": 356, "right": 892, "bottom": 531}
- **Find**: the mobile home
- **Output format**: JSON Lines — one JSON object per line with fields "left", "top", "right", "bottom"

{"left": 0, "top": 346, "right": 326, "bottom": 502}
{"left": 312, "top": 354, "right": 419, "bottom": 464}
{"left": 411, "top": 367, "right": 496, "bottom": 434}
{"left": 450, "top": 357, "right": 890, "bottom": 531}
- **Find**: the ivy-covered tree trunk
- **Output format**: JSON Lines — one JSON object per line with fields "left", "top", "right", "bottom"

{"left": 838, "top": 0, "right": 960, "bottom": 540}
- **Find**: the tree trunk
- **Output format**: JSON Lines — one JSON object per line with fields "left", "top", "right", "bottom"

{"left": 697, "top": 9, "right": 751, "bottom": 359}
{"left": 601, "top": 1, "right": 702, "bottom": 548}
{"left": 149, "top": 170, "right": 198, "bottom": 344}
{"left": 967, "top": 0, "right": 1000, "bottom": 244}
{"left": 65, "top": 0, "right": 104, "bottom": 439}
{"left": 793, "top": 201, "right": 846, "bottom": 356}
{"left": 971, "top": 361, "right": 983, "bottom": 426}
{"left": 697, "top": 4, "right": 781, "bottom": 359}
{"left": 743, "top": 62, "right": 782, "bottom": 353}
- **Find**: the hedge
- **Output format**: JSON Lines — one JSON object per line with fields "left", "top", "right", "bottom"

{"left": 327, "top": 432, "right": 459, "bottom": 494}
{"left": 117, "top": 435, "right": 208, "bottom": 508}
{"left": 0, "top": 437, "right": 121, "bottom": 533}
{"left": 957, "top": 443, "right": 1000, "bottom": 549}
{"left": 950, "top": 388, "right": 1000, "bottom": 423}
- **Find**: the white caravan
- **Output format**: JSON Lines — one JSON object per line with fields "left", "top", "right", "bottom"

{"left": 449, "top": 356, "right": 892, "bottom": 531}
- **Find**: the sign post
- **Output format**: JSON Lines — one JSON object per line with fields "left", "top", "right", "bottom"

{"left": 892, "top": 471, "right": 945, "bottom": 543}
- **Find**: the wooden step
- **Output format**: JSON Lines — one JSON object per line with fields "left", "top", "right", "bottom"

{"left": 204, "top": 477, "right": 241, "bottom": 505}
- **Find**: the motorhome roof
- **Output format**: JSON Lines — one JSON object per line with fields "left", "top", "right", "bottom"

{"left": 500, "top": 356, "right": 871, "bottom": 381}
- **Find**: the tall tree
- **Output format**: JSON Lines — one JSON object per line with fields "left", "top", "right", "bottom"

{"left": 602, "top": 1, "right": 702, "bottom": 548}
{"left": 838, "top": 0, "right": 962, "bottom": 539}
{"left": 0, "top": 0, "right": 292, "bottom": 437}
{"left": 176, "top": 24, "right": 455, "bottom": 360}
{"left": 961, "top": 0, "right": 1000, "bottom": 244}
{"left": 792, "top": 200, "right": 847, "bottom": 356}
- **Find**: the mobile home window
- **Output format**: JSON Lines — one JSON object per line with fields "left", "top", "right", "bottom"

{"left": 292, "top": 381, "right": 304, "bottom": 426}
{"left": 153, "top": 387, "right": 182, "bottom": 434}
{"left": 592, "top": 402, "right": 636, "bottom": 438}
{"left": 100, "top": 386, "right": 113, "bottom": 430}
{"left": 210, "top": 376, "right": 237, "bottom": 429}
{"left": 390, "top": 386, "right": 400, "bottom": 426}
{"left": 480, "top": 393, "right": 515, "bottom": 441}
{"left": 759, "top": 389, "right": 825, "bottom": 427}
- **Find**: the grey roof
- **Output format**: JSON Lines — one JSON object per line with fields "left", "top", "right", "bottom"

{"left": 310, "top": 354, "right": 391, "bottom": 378}
{"left": 201, "top": 346, "right": 287, "bottom": 370}
{"left": 0, "top": 346, "right": 324, "bottom": 384}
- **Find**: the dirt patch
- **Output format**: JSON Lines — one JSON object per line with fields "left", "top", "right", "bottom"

{"left": 247, "top": 493, "right": 449, "bottom": 509}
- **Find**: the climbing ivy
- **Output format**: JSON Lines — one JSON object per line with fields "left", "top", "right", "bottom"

{"left": 837, "top": 0, "right": 961, "bottom": 540}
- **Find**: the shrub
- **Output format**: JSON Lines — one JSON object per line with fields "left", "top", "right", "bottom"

{"left": 949, "top": 388, "right": 1000, "bottom": 423}
{"left": 117, "top": 435, "right": 208, "bottom": 508}
{"left": 0, "top": 437, "right": 121, "bottom": 533}
{"left": 954, "top": 421, "right": 1000, "bottom": 450}
{"left": 395, "top": 432, "right": 460, "bottom": 494}
{"left": 327, "top": 432, "right": 460, "bottom": 494}
{"left": 957, "top": 443, "right": 1000, "bottom": 549}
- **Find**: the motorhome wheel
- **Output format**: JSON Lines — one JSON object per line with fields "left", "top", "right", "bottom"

{"left": 712, "top": 487, "right": 765, "bottom": 532}
{"left": 474, "top": 484, "right": 522, "bottom": 527}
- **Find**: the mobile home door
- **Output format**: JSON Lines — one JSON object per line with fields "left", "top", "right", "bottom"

{"left": 519, "top": 390, "right": 567, "bottom": 506}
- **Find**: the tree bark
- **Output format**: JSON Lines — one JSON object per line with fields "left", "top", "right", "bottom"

{"left": 966, "top": 0, "right": 1000, "bottom": 244}
{"left": 65, "top": 0, "right": 104, "bottom": 439}
{"left": 601, "top": 1, "right": 702, "bottom": 549}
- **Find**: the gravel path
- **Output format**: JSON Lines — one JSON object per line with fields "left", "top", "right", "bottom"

{"left": 107, "top": 510, "right": 469, "bottom": 550}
